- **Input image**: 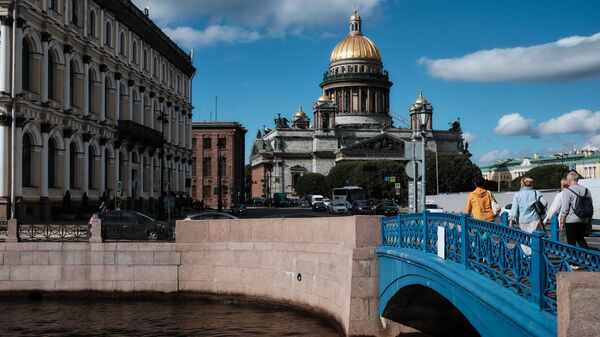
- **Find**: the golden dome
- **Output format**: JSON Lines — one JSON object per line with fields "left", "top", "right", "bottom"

{"left": 414, "top": 89, "right": 428, "bottom": 104}
{"left": 318, "top": 94, "right": 331, "bottom": 102}
{"left": 330, "top": 10, "right": 382, "bottom": 63}
{"left": 293, "top": 105, "right": 306, "bottom": 120}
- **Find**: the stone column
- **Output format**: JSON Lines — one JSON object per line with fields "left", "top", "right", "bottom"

{"left": 114, "top": 73, "right": 121, "bottom": 120}
{"left": 149, "top": 153, "right": 154, "bottom": 198}
{"left": 127, "top": 80, "right": 134, "bottom": 121}
{"left": 14, "top": 119, "right": 23, "bottom": 197}
{"left": 99, "top": 140, "right": 106, "bottom": 196}
{"left": 174, "top": 108, "right": 179, "bottom": 145}
{"left": 83, "top": 55, "right": 91, "bottom": 116}
{"left": 41, "top": 33, "right": 50, "bottom": 103}
{"left": 149, "top": 93, "right": 156, "bottom": 129}
{"left": 63, "top": 130, "right": 72, "bottom": 193}
{"left": 99, "top": 65, "right": 107, "bottom": 121}
{"left": 0, "top": 16, "right": 12, "bottom": 93}
{"left": 82, "top": 134, "right": 90, "bottom": 194}
{"left": 63, "top": 45, "right": 73, "bottom": 111}
{"left": 114, "top": 148, "right": 120, "bottom": 187}
{"left": 40, "top": 124, "right": 50, "bottom": 198}
{"left": 0, "top": 115, "right": 11, "bottom": 197}
{"left": 139, "top": 86, "right": 145, "bottom": 125}
{"left": 14, "top": 19, "right": 23, "bottom": 95}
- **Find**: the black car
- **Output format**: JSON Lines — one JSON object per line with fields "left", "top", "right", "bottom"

{"left": 312, "top": 201, "right": 327, "bottom": 212}
{"left": 229, "top": 204, "right": 248, "bottom": 216}
{"left": 375, "top": 200, "right": 399, "bottom": 216}
{"left": 90, "top": 210, "right": 174, "bottom": 241}
{"left": 351, "top": 200, "right": 372, "bottom": 215}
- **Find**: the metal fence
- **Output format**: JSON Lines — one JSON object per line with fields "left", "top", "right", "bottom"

{"left": 381, "top": 213, "right": 600, "bottom": 314}
{"left": 17, "top": 223, "right": 91, "bottom": 242}
{"left": 0, "top": 221, "right": 7, "bottom": 242}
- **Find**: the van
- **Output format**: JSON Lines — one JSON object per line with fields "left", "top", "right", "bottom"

{"left": 310, "top": 195, "right": 324, "bottom": 206}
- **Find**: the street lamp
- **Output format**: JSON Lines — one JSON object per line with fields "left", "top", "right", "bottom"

{"left": 418, "top": 110, "right": 430, "bottom": 212}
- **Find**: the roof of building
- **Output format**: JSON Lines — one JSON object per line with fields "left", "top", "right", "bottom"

{"left": 330, "top": 10, "right": 382, "bottom": 64}
{"left": 481, "top": 150, "right": 600, "bottom": 171}
{"left": 192, "top": 122, "right": 247, "bottom": 131}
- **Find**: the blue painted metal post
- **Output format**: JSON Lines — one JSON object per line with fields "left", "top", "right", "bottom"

{"left": 501, "top": 212, "right": 509, "bottom": 226}
{"left": 550, "top": 215, "right": 559, "bottom": 242}
{"left": 422, "top": 211, "right": 429, "bottom": 253}
{"left": 460, "top": 214, "right": 469, "bottom": 268}
{"left": 396, "top": 213, "right": 402, "bottom": 248}
{"left": 530, "top": 231, "right": 546, "bottom": 310}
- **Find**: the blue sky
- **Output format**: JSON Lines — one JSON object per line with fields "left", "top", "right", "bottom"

{"left": 133, "top": 0, "right": 600, "bottom": 165}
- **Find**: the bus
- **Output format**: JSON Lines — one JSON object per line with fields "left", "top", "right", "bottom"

{"left": 332, "top": 186, "right": 365, "bottom": 207}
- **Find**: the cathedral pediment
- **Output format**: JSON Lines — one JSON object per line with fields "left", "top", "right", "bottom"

{"left": 336, "top": 133, "right": 406, "bottom": 159}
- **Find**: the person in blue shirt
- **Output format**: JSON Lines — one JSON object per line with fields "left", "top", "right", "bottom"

{"left": 508, "top": 177, "right": 548, "bottom": 255}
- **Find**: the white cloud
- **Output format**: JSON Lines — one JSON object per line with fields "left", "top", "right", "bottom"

{"left": 419, "top": 32, "right": 600, "bottom": 82}
{"left": 162, "top": 25, "right": 262, "bottom": 49}
{"left": 494, "top": 113, "right": 537, "bottom": 137}
{"left": 585, "top": 135, "right": 600, "bottom": 148}
{"left": 462, "top": 132, "right": 477, "bottom": 144}
{"left": 133, "top": 0, "right": 382, "bottom": 47}
{"left": 479, "top": 150, "right": 515, "bottom": 165}
{"left": 538, "top": 109, "right": 600, "bottom": 135}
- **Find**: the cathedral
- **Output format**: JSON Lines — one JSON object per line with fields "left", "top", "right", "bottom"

{"left": 250, "top": 10, "right": 463, "bottom": 198}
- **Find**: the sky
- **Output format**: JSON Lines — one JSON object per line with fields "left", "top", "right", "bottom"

{"left": 133, "top": 0, "right": 600, "bottom": 166}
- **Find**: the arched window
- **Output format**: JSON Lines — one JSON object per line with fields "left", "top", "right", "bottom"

{"left": 89, "top": 10, "right": 96, "bottom": 37}
{"left": 143, "top": 49, "right": 148, "bottom": 70}
{"left": 104, "top": 79, "right": 110, "bottom": 120}
{"left": 132, "top": 41, "right": 137, "bottom": 63}
{"left": 48, "top": 139, "right": 57, "bottom": 188}
{"left": 22, "top": 134, "right": 33, "bottom": 187}
{"left": 153, "top": 57, "right": 157, "bottom": 77}
{"left": 70, "top": 142, "right": 78, "bottom": 188}
{"left": 50, "top": 0, "right": 58, "bottom": 11}
{"left": 119, "top": 32, "right": 125, "bottom": 55}
{"left": 22, "top": 39, "right": 30, "bottom": 91}
{"left": 104, "top": 148, "right": 110, "bottom": 195}
{"left": 105, "top": 21, "right": 112, "bottom": 47}
{"left": 69, "top": 60, "right": 76, "bottom": 108}
{"left": 48, "top": 52, "right": 55, "bottom": 99}
{"left": 71, "top": 0, "right": 79, "bottom": 26}
{"left": 88, "top": 145, "right": 95, "bottom": 189}
{"left": 88, "top": 73, "right": 95, "bottom": 114}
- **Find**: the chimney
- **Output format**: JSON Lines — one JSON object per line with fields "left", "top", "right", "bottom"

{"left": 533, "top": 153, "right": 540, "bottom": 159}
{"left": 144, "top": 7, "right": 150, "bottom": 16}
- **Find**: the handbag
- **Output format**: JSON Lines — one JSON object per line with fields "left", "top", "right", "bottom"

{"left": 532, "top": 191, "right": 546, "bottom": 217}
{"left": 489, "top": 191, "right": 501, "bottom": 216}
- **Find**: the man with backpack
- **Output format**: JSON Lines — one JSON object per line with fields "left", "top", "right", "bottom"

{"left": 560, "top": 171, "right": 594, "bottom": 250}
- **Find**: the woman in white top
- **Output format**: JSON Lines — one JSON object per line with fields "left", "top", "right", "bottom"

{"left": 543, "top": 178, "right": 569, "bottom": 242}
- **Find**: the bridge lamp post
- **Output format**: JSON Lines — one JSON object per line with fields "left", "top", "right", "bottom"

{"left": 418, "top": 108, "right": 431, "bottom": 212}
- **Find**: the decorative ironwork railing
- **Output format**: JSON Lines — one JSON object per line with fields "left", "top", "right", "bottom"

{"left": 17, "top": 223, "right": 90, "bottom": 242}
{"left": 381, "top": 213, "right": 600, "bottom": 314}
{"left": 0, "top": 221, "right": 7, "bottom": 242}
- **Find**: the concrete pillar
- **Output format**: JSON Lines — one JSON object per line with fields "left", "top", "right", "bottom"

{"left": 41, "top": 38, "right": 49, "bottom": 103}
{"left": 0, "top": 17, "right": 11, "bottom": 93}
{"left": 40, "top": 131, "right": 49, "bottom": 197}
{"left": 99, "top": 143, "right": 106, "bottom": 196}
{"left": 83, "top": 62, "right": 89, "bottom": 115}
{"left": 99, "top": 72, "right": 106, "bottom": 121}
{"left": 63, "top": 135, "right": 70, "bottom": 192}
{"left": 82, "top": 139, "right": 89, "bottom": 194}
{"left": 0, "top": 117, "right": 10, "bottom": 197}
{"left": 63, "top": 52, "right": 72, "bottom": 110}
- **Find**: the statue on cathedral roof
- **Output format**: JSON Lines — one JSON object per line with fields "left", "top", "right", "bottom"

{"left": 449, "top": 118, "right": 462, "bottom": 132}
{"left": 274, "top": 113, "right": 290, "bottom": 129}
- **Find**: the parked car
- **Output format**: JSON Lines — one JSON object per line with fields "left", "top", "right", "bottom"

{"left": 184, "top": 212, "right": 239, "bottom": 220}
{"left": 375, "top": 200, "right": 399, "bottom": 216}
{"left": 328, "top": 201, "right": 348, "bottom": 215}
{"left": 229, "top": 203, "right": 248, "bottom": 216}
{"left": 298, "top": 199, "right": 310, "bottom": 208}
{"left": 90, "top": 210, "right": 174, "bottom": 241}
{"left": 312, "top": 201, "right": 327, "bottom": 212}
{"left": 425, "top": 201, "right": 444, "bottom": 213}
{"left": 323, "top": 198, "right": 332, "bottom": 207}
{"left": 351, "top": 200, "right": 372, "bottom": 215}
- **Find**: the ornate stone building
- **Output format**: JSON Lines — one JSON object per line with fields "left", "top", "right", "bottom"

{"left": 0, "top": 0, "right": 195, "bottom": 222}
{"left": 250, "top": 10, "right": 463, "bottom": 198}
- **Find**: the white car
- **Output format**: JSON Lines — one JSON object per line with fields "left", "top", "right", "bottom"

{"left": 328, "top": 202, "right": 348, "bottom": 215}
{"left": 323, "top": 198, "right": 331, "bottom": 207}
{"left": 425, "top": 201, "right": 444, "bottom": 213}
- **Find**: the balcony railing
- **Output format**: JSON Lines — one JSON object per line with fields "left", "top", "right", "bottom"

{"left": 322, "top": 71, "right": 390, "bottom": 83}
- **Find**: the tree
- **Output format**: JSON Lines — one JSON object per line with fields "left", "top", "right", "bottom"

{"left": 425, "top": 152, "right": 481, "bottom": 194}
{"left": 508, "top": 164, "right": 572, "bottom": 191}
{"left": 327, "top": 161, "right": 360, "bottom": 188}
{"left": 346, "top": 161, "right": 407, "bottom": 202}
{"left": 295, "top": 173, "right": 329, "bottom": 196}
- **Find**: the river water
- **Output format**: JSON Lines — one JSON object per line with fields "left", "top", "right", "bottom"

{"left": 0, "top": 294, "right": 342, "bottom": 337}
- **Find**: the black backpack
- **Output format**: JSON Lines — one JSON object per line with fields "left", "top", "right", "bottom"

{"left": 532, "top": 191, "right": 546, "bottom": 217}
{"left": 567, "top": 187, "right": 594, "bottom": 219}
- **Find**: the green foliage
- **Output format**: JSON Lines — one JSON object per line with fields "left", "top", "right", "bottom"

{"left": 507, "top": 164, "right": 572, "bottom": 191}
{"left": 425, "top": 152, "right": 481, "bottom": 194}
{"left": 326, "top": 161, "right": 360, "bottom": 188}
{"left": 348, "top": 161, "right": 407, "bottom": 201}
{"left": 295, "top": 173, "right": 329, "bottom": 196}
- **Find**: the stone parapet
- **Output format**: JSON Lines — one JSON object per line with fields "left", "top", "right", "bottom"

{"left": 558, "top": 272, "right": 600, "bottom": 337}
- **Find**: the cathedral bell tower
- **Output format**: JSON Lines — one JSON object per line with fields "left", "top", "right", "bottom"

{"left": 313, "top": 94, "right": 335, "bottom": 129}
{"left": 408, "top": 90, "right": 433, "bottom": 131}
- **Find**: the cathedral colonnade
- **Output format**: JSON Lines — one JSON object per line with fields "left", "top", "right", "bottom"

{"left": 0, "top": 0, "right": 195, "bottom": 221}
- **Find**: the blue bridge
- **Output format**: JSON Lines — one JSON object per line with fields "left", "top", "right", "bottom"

{"left": 377, "top": 213, "right": 600, "bottom": 337}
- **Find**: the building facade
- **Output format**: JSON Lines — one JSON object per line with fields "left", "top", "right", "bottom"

{"left": 250, "top": 10, "right": 464, "bottom": 199}
{"left": 191, "top": 122, "right": 246, "bottom": 209}
{"left": 0, "top": 0, "right": 195, "bottom": 222}
{"left": 481, "top": 149, "right": 600, "bottom": 186}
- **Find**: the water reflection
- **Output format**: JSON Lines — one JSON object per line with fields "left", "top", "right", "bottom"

{"left": 0, "top": 294, "right": 342, "bottom": 337}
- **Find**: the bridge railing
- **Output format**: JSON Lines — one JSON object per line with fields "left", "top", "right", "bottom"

{"left": 381, "top": 213, "right": 600, "bottom": 314}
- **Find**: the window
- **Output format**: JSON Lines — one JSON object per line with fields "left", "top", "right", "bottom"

{"left": 22, "top": 134, "right": 33, "bottom": 187}
{"left": 203, "top": 185, "right": 211, "bottom": 199}
{"left": 217, "top": 137, "right": 226, "bottom": 148}
{"left": 22, "top": 39, "right": 30, "bottom": 91}
{"left": 105, "top": 21, "right": 112, "bottom": 47}
{"left": 88, "top": 74, "right": 95, "bottom": 114}
{"left": 88, "top": 145, "right": 95, "bottom": 189}
{"left": 89, "top": 10, "right": 96, "bottom": 37}
{"left": 153, "top": 57, "right": 157, "bottom": 77}
{"left": 48, "top": 52, "right": 55, "bottom": 99}
{"left": 50, "top": 0, "right": 58, "bottom": 11}
{"left": 143, "top": 49, "right": 148, "bottom": 69}
{"left": 218, "top": 157, "right": 226, "bottom": 176}
{"left": 72, "top": 0, "right": 79, "bottom": 26}
{"left": 162, "top": 63, "right": 166, "bottom": 82}
{"left": 132, "top": 41, "right": 137, "bottom": 63}
{"left": 104, "top": 149, "right": 110, "bottom": 194}
{"left": 119, "top": 32, "right": 125, "bottom": 55}
{"left": 192, "top": 138, "right": 197, "bottom": 149}
{"left": 105, "top": 80, "right": 110, "bottom": 119}
{"left": 70, "top": 143, "right": 78, "bottom": 188}
{"left": 48, "top": 139, "right": 57, "bottom": 187}
{"left": 69, "top": 60, "right": 76, "bottom": 107}
{"left": 203, "top": 137, "right": 211, "bottom": 149}
{"left": 202, "top": 157, "right": 211, "bottom": 176}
